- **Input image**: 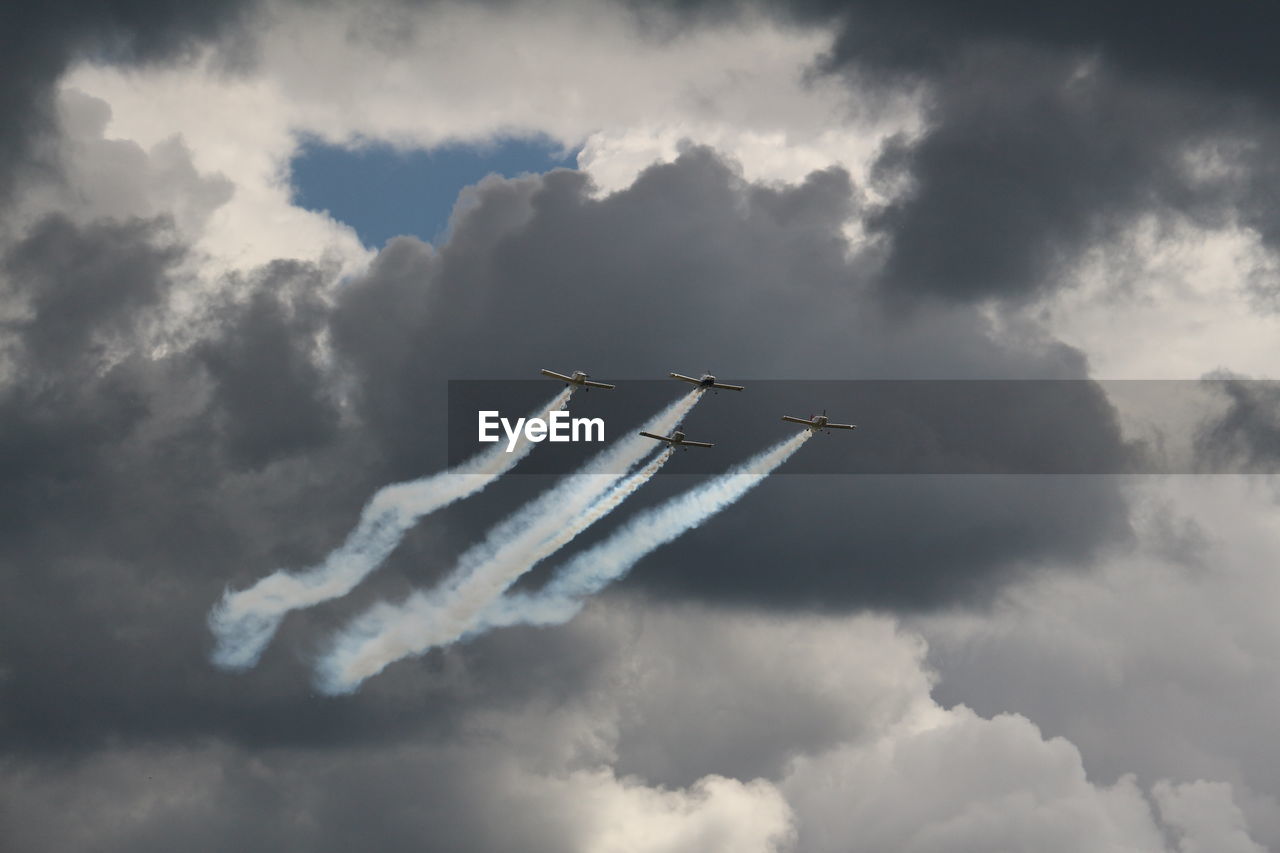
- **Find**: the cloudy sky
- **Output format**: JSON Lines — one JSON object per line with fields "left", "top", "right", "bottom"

{"left": 5, "top": 1, "right": 1280, "bottom": 850}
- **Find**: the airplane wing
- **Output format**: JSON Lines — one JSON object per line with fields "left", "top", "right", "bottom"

{"left": 681, "top": 440, "right": 714, "bottom": 448}
{"left": 711, "top": 382, "right": 744, "bottom": 391}
{"left": 781, "top": 415, "right": 814, "bottom": 425}
{"left": 583, "top": 380, "right": 615, "bottom": 390}
{"left": 669, "top": 373, "right": 701, "bottom": 384}
{"left": 827, "top": 423, "right": 857, "bottom": 430}
{"left": 541, "top": 369, "right": 573, "bottom": 381}
{"left": 639, "top": 431, "right": 672, "bottom": 443}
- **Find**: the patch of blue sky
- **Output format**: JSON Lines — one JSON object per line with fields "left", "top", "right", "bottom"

{"left": 289, "top": 135, "right": 579, "bottom": 249}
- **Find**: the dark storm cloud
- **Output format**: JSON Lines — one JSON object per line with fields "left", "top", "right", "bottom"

{"left": 4, "top": 3, "right": 1277, "bottom": 849}
{"left": 0, "top": 207, "right": 635, "bottom": 764}
{"left": 0, "top": 6, "right": 1224, "bottom": 845}
{"left": 848, "top": 1, "right": 1280, "bottom": 304}
{"left": 4, "top": 214, "right": 182, "bottom": 368}
{"left": 197, "top": 262, "right": 342, "bottom": 470}
{"left": 649, "top": 0, "right": 1280, "bottom": 303}
{"left": 0, "top": 0, "right": 257, "bottom": 202}
{"left": 649, "top": 0, "right": 1280, "bottom": 97}
{"left": 0, "top": 148, "right": 1130, "bottom": 768}
{"left": 0, "top": 215, "right": 180, "bottom": 536}
{"left": 810, "top": 0, "right": 1280, "bottom": 97}
{"left": 330, "top": 148, "right": 1132, "bottom": 612}
{"left": 0, "top": 739, "right": 573, "bottom": 853}
{"left": 1194, "top": 378, "right": 1280, "bottom": 473}
{"left": 865, "top": 55, "right": 1243, "bottom": 302}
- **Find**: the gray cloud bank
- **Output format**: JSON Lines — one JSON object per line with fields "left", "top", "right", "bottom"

{"left": 2, "top": 145, "right": 1129, "bottom": 748}
{"left": 5, "top": 0, "right": 1280, "bottom": 849}
{"left": 0, "top": 139, "right": 1143, "bottom": 848}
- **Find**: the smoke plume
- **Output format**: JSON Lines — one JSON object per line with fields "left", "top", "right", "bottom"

{"left": 478, "top": 430, "right": 815, "bottom": 632}
{"left": 314, "top": 392, "right": 703, "bottom": 693}
{"left": 207, "top": 388, "right": 575, "bottom": 670}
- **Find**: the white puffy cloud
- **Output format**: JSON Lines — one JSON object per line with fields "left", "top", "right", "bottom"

{"left": 782, "top": 708, "right": 1175, "bottom": 853}
{"left": 528, "top": 597, "right": 1265, "bottom": 853}
{"left": 49, "top": 0, "right": 1280, "bottom": 386}
{"left": 472, "top": 599, "right": 1265, "bottom": 853}
{"left": 1154, "top": 779, "right": 1267, "bottom": 853}
{"left": 506, "top": 768, "right": 795, "bottom": 853}
{"left": 34, "top": 77, "right": 370, "bottom": 277}
{"left": 559, "top": 603, "right": 935, "bottom": 786}
{"left": 14, "top": 89, "right": 234, "bottom": 240}
{"left": 1033, "top": 216, "right": 1280, "bottom": 379}
{"left": 0, "top": 592, "right": 1263, "bottom": 852}
{"left": 0, "top": 739, "right": 794, "bottom": 853}
{"left": 914, "top": 475, "right": 1280, "bottom": 846}
{"left": 51, "top": 0, "right": 917, "bottom": 275}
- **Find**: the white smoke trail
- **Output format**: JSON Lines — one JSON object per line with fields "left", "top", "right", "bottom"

{"left": 314, "top": 392, "right": 702, "bottom": 693}
{"left": 476, "top": 430, "right": 814, "bottom": 632}
{"left": 207, "top": 387, "right": 575, "bottom": 670}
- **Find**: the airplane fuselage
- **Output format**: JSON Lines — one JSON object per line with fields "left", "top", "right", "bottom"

{"left": 541, "top": 368, "right": 615, "bottom": 390}
{"left": 668, "top": 371, "right": 744, "bottom": 392}
{"left": 781, "top": 412, "right": 856, "bottom": 432}
{"left": 639, "top": 427, "right": 714, "bottom": 448}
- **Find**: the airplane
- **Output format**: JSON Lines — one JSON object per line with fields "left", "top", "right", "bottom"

{"left": 639, "top": 426, "right": 714, "bottom": 449}
{"left": 782, "top": 410, "right": 857, "bottom": 433}
{"left": 540, "top": 368, "right": 615, "bottom": 390}
{"left": 669, "top": 371, "right": 744, "bottom": 392}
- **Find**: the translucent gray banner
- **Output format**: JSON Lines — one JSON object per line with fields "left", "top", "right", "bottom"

{"left": 446, "top": 379, "right": 1280, "bottom": 475}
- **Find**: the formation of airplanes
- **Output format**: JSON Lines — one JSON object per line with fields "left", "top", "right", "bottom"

{"left": 540, "top": 368, "right": 857, "bottom": 448}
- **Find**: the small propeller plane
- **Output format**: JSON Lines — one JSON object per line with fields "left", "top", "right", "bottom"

{"left": 782, "top": 410, "right": 857, "bottom": 433}
{"left": 540, "top": 368, "right": 615, "bottom": 390}
{"left": 669, "top": 371, "right": 744, "bottom": 392}
{"left": 639, "top": 426, "right": 714, "bottom": 449}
